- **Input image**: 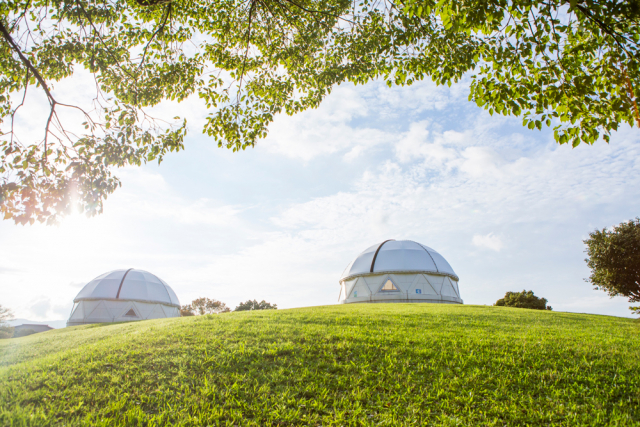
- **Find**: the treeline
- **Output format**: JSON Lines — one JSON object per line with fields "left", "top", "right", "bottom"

{"left": 179, "top": 298, "right": 277, "bottom": 316}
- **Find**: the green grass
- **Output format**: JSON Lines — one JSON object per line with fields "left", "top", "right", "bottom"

{"left": 1, "top": 304, "right": 639, "bottom": 426}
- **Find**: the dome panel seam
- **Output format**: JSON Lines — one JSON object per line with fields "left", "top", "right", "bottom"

{"left": 416, "top": 242, "right": 440, "bottom": 273}
{"left": 370, "top": 240, "right": 394, "bottom": 273}
{"left": 116, "top": 268, "right": 134, "bottom": 299}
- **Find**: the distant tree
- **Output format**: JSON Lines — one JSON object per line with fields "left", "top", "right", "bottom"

{"left": 0, "top": 304, "right": 14, "bottom": 339}
{"left": 0, "top": 304, "right": 12, "bottom": 325}
{"left": 13, "top": 328, "right": 36, "bottom": 338}
{"left": 234, "top": 300, "right": 278, "bottom": 312}
{"left": 181, "top": 298, "right": 230, "bottom": 316}
{"left": 180, "top": 304, "right": 195, "bottom": 317}
{"left": 494, "top": 290, "right": 552, "bottom": 310}
{"left": 584, "top": 218, "right": 640, "bottom": 315}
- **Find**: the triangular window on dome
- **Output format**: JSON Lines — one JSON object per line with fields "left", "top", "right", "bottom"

{"left": 380, "top": 279, "right": 399, "bottom": 292}
{"left": 124, "top": 308, "right": 138, "bottom": 317}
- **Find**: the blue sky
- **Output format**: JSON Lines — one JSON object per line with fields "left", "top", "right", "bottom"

{"left": 2, "top": 76, "right": 639, "bottom": 321}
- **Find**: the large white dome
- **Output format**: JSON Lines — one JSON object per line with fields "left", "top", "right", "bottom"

{"left": 339, "top": 240, "right": 462, "bottom": 304}
{"left": 74, "top": 269, "right": 180, "bottom": 306}
{"left": 67, "top": 269, "right": 181, "bottom": 326}
{"left": 341, "top": 240, "right": 458, "bottom": 281}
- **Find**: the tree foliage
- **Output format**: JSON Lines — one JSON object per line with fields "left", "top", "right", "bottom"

{"left": 494, "top": 290, "right": 552, "bottom": 310}
{"left": 584, "top": 218, "right": 640, "bottom": 315}
{"left": 1, "top": 0, "right": 638, "bottom": 224}
{"left": 0, "top": 304, "right": 14, "bottom": 339}
{"left": 179, "top": 305, "right": 195, "bottom": 317}
{"left": 181, "top": 297, "right": 231, "bottom": 316}
{"left": 0, "top": 304, "right": 12, "bottom": 325}
{"left": 234, "top": 299, "right": 278, "bottom": 311}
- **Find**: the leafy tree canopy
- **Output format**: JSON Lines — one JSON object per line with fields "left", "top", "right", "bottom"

{"left": 0, "top": 304, "right": 13, "bottom": 325}
{"left": 179, "top": 305, "right": 195, "bottom": 317}
{"left": 180, "top": 297, "right": 231, "bottom": 316}
{"left": 0, "top": 305, "right": 15, "bottom": 339}
{"left": 1, "top": 0, "right": 638, "bottom": 224}
{"left": 584, "top": 217, "right": 640, "bottom": 315}
{"left": 234, "top": 299, "right": 278, "bottom": 311}
{"left": 494, "top": 290, "right": 552, "bottom": 310}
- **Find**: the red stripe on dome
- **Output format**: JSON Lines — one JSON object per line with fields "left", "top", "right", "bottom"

{"left": 370, "top": 240, "right": 394, "bottom": 273}
{"left": 115, "top": 268, "right": 134, "bottom": 299}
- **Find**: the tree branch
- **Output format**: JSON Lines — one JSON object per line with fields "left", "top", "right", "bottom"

{"left": 0, "top": 20, "right": 54, "bottom": 106}
{"left": 10, "top": 70, "right": 30, "bottom": 145}
{"left": 138, "top": 3, "right": 172, "bottom": 69}
{"left": 237, "top": 0, "right": 257, "bottom": 96}
{"left": 574, "top": 4, "right": 633, "bottom": 54}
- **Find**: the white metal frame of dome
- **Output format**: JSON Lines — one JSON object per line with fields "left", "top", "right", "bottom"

{"left": 338, "top": 239, "right": 463, "bottom": 304}
{"left": 67, "top": 268, "right": 181, "bottom": 327}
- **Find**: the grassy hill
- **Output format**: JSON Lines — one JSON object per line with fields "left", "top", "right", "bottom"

{"left": 1, "top": 304, "right": 639, "bottom": 426}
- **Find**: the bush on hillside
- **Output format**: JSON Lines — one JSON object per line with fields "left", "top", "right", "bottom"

{"left": 0, "top": 304, "right": 14, "bottom": 339}
{"left": 234, "top": 300, "right": 278, "bottom": 312}
{"left": 180, "top": 305, "right": 195, "bottom": 316}
{"left": 13, "top": 328, "right": 36, "bottom": 338}
{"left": 494, "top": 290, "right": 552, "bottom": 310}
{"left": 0, "top": 304, "right": 13, "bottom": 325}
{"left": 584, "top": 218, "right": 640, "bottom": 315}
{"left": 0, "top": 327, "right": 14, "bottom": 339}
{"left": 181, "top": 298, "right": 230, "bottom": 316}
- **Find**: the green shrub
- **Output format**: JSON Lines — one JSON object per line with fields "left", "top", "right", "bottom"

{"left": 13, "top": 329, "right": 36, "bottom": 338}
{"left": 181, "top": 298, "right": 230, "bottom": 316}
{"left": 0, "top": 304, "right": 14, "bottom": 339}
{"left": 234, "top": 299, "right": 277, "bottom": 311}
{"left": 494, "top": 290, "right": 552, "bottom": 310}
{"left": 0, "top": 327, "right": 13, "bottom": 339}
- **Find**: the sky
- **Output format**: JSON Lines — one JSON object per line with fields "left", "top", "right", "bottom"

{"left": 1, "top": 72, "right": 639, "bottom": 322}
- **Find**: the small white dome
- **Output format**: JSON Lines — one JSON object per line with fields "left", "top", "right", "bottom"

{"left": 74, "top": 269, "right": 180, "bottom": 307}
{"left": 340, "top": 240, "right": 458, "bottom": 281}
{"left": 68, "top": 269, "right": 181, "bottom": 327}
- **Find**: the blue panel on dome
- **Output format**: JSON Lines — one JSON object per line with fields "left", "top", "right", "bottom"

{"left": 340, "top": 258, "right": 356, "bottom": 280}
{"left": 342, "top": 243, "right": 379, "bottom": 278}
{"left": 89, "top": 279, "right": 121, "bottom": 299}
{"left": 119, "top": 278, "right": 150, "bottom": 301}
{"left": 163, "top": 281, "right": 180, "bottom": 305}
{"left": 92, "top": 271, "right": 113, "bottom": 281}
{"left": 74, "top": 280, "right": 101, "bottom": 301}
{"left": 125, "top": 270, "right": 146, "bottom": 281}
{"left": 426, "top": 250, "right": 457, "bottom": 276}
{"left": 142, "top": 272, "right": 162, "bottom": 283}
{"left": 148, "top": 282, "right": 172, "bottom": 303}
{"left": 103, "top": 270, "right": 127, "bottom": 280}
{"left": 74, "top": 270, "right": 127, "bottom": 301}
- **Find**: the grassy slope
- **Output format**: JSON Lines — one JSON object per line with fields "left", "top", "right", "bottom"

{"left": 1, "top": 304, "right": 639, "bottom": 426}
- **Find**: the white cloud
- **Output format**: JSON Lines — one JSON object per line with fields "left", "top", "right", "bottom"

{"left": 29, "top": 299, "right": 52, "bottom": 318}
{"left": 261, "top": 78, "right": 471, "bottom": 162}
{"left": 261, "top": 85, "right": 388, "bottom": 161}
{"left": 459, "top": 147, "right": 504, "bottom": 178}
{"left": 26, "top": 298, "right": 70, "bottom": 320}
{"left": 472, "top": 233, "right": 504, "bottom": 252}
